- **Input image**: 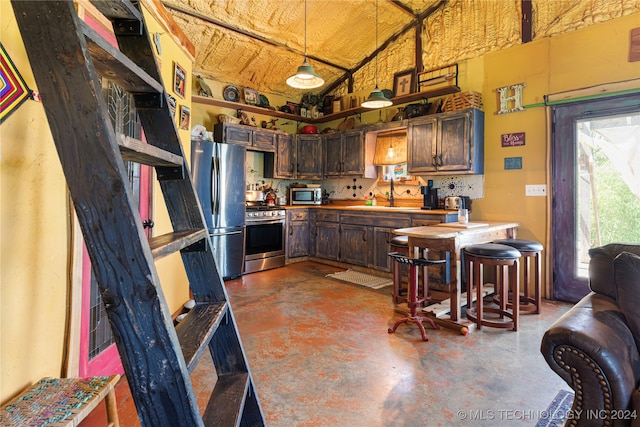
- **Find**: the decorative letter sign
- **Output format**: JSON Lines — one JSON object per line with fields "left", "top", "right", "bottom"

{"left": 497, "top": 83, "right": 526, "bottom": 114}
{"left": 501, "top": 132, "right": 526, "bottom": 147}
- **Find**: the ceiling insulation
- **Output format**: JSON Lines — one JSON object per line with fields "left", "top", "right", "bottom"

{"left": 161, "top": 0, "right": 640, "bottom": 100}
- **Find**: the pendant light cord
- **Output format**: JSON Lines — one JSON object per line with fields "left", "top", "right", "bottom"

{"left": 304, "top": 0, "right": 308, "bottom": 58}
{"left": 374, "top": 0, "right": 379, "bottom": 88}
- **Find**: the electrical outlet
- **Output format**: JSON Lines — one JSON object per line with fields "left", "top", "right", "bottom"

{"left": 525, "top": 184, "right": 547, "bottom": 197}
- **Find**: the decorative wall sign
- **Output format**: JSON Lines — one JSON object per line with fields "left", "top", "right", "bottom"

{"left": 179, "top": 105, "right": 190, "bottom": 130}
{"left": 501, "top": 132, "right": 526, "bottom": 147}
{"left": 504, "top": 157, "right": 523, "bottom": 170}
{"left": 393, "top": 68, "right": 416, "bottom": 97}
{"left": 496, "top": 83, "right": 525, "bottom": 114}
{"left": 244, "top": 88, "right": 258, "bottom": 105}
{"left": 167, "top": 94, "right": 177, "bottom": 121}
{"left": 173, "top": 62, "right": 186, "bottom": 98}
{"left": 1, "top": 43, "right": 32, "bottom": 124}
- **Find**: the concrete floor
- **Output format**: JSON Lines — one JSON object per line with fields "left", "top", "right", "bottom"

{"left": 82, "top": 261, "right": 573, "bottom": 426}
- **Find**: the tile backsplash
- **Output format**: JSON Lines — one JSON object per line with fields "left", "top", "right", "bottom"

{"left": 246, "top": 151, "right": 484, "bottom": 202}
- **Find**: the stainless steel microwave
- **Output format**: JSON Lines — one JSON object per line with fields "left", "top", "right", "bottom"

{"left": 290, "top": 187, "right": 322, "bottom": 205}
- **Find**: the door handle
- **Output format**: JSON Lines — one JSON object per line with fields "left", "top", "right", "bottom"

{"left": 142, "top": 219, "right": 154, "bottom": 229}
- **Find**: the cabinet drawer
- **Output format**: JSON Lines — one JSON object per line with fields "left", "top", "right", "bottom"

{"left": 288, "top": 210, "right": 308, "bottom": 221}
{"left": 314, "top": 211, "right": 339, "bottom": 222}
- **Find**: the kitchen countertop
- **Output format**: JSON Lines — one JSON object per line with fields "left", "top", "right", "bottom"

{"left": 282, "top": 205, "right": 456, "bottom": 215}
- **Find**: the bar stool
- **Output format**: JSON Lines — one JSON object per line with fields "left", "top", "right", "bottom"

{"left": 387, "top": 251, "right": 449, "bottom": 341}
{"left": 390, "top": 235, "right": 427, "bottom": 305}
{"left": 464, "top": 243, "right": 521, "bottom": 331}
{"left": 493, "top": 239, "right": 543, "bottom": 314}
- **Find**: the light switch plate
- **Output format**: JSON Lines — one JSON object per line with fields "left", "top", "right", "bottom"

{"left": 525, "top": 184, "right": 547, "bottom": 196}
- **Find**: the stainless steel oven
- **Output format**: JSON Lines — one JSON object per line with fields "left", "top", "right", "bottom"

{"left": 244, "top": 206, "right": 286, "bottom": 274}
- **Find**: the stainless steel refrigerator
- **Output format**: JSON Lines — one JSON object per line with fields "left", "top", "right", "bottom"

{"left": 191, "top": 139, "right": 246, "bottom": 279}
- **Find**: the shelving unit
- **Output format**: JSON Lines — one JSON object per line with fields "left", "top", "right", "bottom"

{"left": 192, "top": 85, "right": 461, "bottom": 125}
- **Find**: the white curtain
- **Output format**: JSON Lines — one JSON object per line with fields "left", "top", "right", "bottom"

{"left": 593, "top": 124, "right": 640, "bottom": 200}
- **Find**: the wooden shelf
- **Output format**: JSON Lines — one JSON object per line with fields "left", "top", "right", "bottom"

{"left": 192, "top": 95, "right": 304, "bottom": 122}
{"left": 308, "top": 86, "right": 461, "bottom": 123}
{"left": 192, "top": 85, "right": 461, "bottom": 125}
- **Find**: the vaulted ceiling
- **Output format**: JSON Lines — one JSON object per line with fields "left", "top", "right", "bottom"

{"left": 160, "top": 0, "right": 640, "bottom": 101}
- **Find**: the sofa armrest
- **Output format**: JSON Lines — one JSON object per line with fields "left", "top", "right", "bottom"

{"left": 541, "top": 293, "right": 640, "bottom": 426}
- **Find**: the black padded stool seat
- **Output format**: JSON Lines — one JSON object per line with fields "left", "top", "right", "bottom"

{"left": 387, "top": 252, "right": 449, "bottom": 341}
{"left": 464, "top": 243, "right": 521, "bottom": 259}
{"left": 464, "top": 243, "right": 521, "bottom": 331}
{"left": 492, "top": 238, "right": 543, "bottom": 314}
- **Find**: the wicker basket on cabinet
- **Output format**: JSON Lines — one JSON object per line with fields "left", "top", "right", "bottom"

{"left": 441, "top": 91, "right": 483, "bottom": 112}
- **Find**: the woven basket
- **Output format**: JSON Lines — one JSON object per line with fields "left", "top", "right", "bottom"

{"left": 218, "top": 114, "right": 241, "bottom": 124}
{"left": 442, "top": 91, "right": 483, "bottom": 112}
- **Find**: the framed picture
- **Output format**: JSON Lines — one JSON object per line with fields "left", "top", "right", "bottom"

{"left": 244, "top": 88, "right": 259, "bottom": 105}
{"left": 173, "top": 62, "right": 186, "bottom": 98}
{"left": 393, "top": 68, "right": 416, "bottom": 97}
{"left": 167, "top": 94, "right": 177, "bottom": 121}
{"left": 179, "top": 105, "right": 190, "bottom": 130}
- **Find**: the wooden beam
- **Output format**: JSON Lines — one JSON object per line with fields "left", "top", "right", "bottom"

{"left": 522, "top": 0, "right": 532, "bottom": 43}
{"left": 162, "top": 1, "right": 348, "bottom": 72}
{"left": 321, "top": 0, "right": 446, "bottom": 97}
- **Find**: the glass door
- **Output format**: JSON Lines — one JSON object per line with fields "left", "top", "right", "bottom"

{"left": 552, "top": 94, "right": 640, "bottom": 302}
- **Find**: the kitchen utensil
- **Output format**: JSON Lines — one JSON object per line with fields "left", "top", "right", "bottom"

{"left": 301, "top": 125, "right": 318, "bottom": 134}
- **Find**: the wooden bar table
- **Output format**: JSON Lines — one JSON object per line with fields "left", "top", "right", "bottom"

{"left": 393, "top": 221, "right": 519, "bottom": 334}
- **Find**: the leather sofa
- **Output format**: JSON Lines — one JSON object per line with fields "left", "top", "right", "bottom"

{"left": 541, "top": 243, "right": 640, "bottom": 426}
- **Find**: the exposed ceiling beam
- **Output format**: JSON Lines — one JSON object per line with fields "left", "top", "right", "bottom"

{"left": 522, "top": 0, "right": 533, "bottom": 43}
{"left": 161, "top": 1, "right": 349, "bottom": 72}
{"left": 321, "top": 0, "right": 447, "bottom": 96}
{"left": 390, "top": 0, "right": 416, "bottom": 16}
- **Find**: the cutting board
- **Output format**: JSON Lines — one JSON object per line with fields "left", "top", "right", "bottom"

{"left": 435, "top": 222, "right": 489, "bottom": 229}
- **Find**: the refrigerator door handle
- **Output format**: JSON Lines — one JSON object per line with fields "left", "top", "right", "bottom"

{"left": 212, "top": 155, "right": 220, "bottom": 227}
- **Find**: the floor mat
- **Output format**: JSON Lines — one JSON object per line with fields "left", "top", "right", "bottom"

{"left": 326, "top": 269, "right": 393, "bottom": 289}
{"left": 536, "top": 389, "right": 574, "bottom": 427}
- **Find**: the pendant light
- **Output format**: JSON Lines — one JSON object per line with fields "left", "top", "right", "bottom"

{"left": 286, "top": 0, "right": 324, "bottom": 89}
{"left": 362, "top": 0, "right": 392, "bottom": 109}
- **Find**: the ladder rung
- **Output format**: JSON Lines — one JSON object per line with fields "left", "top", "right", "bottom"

{"left": 89, "top": 0, "right": 143, "bottom": 21}
{"left": 203, "top": 373, "right": 249, "bottom": 427}
{"left": 80, "top": 21, "right": 163, "bottom": 95}
{"left": 175, "top": 302, "right": 228, "bottom": 372}
{"left": 150, "top": 229, "right": 208, "bottom": 259}
{"left": 117, "top": 134, "right": 183, "bottom": 167}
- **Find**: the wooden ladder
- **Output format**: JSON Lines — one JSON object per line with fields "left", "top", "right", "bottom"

{"left": 10, "top": 1, "right": 264, "bottom": 426}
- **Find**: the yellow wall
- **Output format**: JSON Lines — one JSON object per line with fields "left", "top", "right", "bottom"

{"left": 478, "top": 12, "right": 640, "bottom": 248}
{"left": 0, "top": 1, "right": 193, "bottom": 402}
{"left": 142, "top": 6, "right": 193, "bottom": 320}
{"left": 1, "top": 1, "right": 69, "bottom": 400}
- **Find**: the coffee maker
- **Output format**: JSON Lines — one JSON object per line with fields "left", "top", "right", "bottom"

{"left": 420, "top": 180, "right": 439, "bottom": 210}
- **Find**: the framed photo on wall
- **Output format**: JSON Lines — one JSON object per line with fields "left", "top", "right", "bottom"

{"left": 173, "top": 62, "right": 186, "bottom": 98}
{"left": 179, "top": 105, "right": 190, "bottom": 130}
{"left": 393, "top": 68, "right": 416, "bottom": 97}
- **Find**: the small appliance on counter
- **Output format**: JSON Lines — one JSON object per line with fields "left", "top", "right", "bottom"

{"left": 290, "top": 187, "right": 322, "bottom": 205}
{"left": 420, "top": 180, "right": 439, "bottom": 210}
{"left": 444, "top": 196, "right": 472, "bottom": 211}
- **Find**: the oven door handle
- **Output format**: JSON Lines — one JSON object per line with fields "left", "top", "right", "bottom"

{"left": 246, "top": 219, "right": 285, "bottom": 226}
{"left": 210, "top": 230, "right": 244, "bottom": 237}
